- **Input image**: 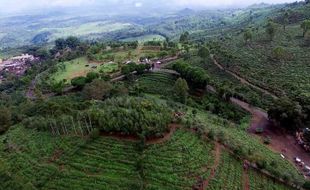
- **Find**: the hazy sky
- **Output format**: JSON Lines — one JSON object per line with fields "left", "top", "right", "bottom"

{"left": 0, "top": 0, "right": 301, "bottom": 13}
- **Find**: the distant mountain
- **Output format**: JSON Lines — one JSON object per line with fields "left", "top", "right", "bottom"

{"left": 177, "top": 8, "right": 196, "bottom": 16}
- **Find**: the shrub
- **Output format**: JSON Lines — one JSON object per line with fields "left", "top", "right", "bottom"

{"left": 303, "top": 181, "right": 310, "bottom": 190}
{"left": 82, "top": 79, "right": 113, "bottom": 100}
{"left": 86, "top": 72, "right": 99, "bottom": 83}
{"left": 263, "top": 136, "right": 272, "bottom": 145}
{"left": 71, "top": 76, "right": 87, "bottom": 89}
{"left": 172, "top": 61, "right": 209, "bottom": 88}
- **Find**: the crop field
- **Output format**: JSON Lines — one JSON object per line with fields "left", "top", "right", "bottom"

{"left": 219, "top": 24, "right": 310, "bottom": 99}
{"left": 44, "top": 137, "right": 141, "bottom": 190}
{"left": 0, "top": 118, "right": 298, "bottom": 190}
{"left": 207, "top": 150, "right": 243, "bottom": 189}
{"left": 249, "top": 169, "right": 295, "bottom": 190}
{"left": 136, "top": 71, "right": 178, "bottom": 96}
{"left": 0, "top": 127, "right": 215, "bottom": 190}
{"left": 51, "top": 57, "right": 119, "bottom": 83}
{"left": 0, "top": 126, "right": 85, "bottom": 189}
{"left": 182, "top": 56, "right": 275, "bottom": 109}
{"left": 184, "top": 109, "right": 303, "bottom": 182}
{"left": 144, "top": 129, "right": 214, "bottom": 190}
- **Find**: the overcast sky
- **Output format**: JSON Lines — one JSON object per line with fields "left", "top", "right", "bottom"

{"left": 0, "top": 0, "right": 301, "bottom": 13}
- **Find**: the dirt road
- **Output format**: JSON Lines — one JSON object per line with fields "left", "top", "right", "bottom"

{"left": 231, "top": 97, "right": 310, "bottom": 176}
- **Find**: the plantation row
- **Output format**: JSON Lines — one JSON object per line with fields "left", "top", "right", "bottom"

{"left": 218, "top": 24, "right": 310, "bottom": 100}
{"left": 136, "top": 72, "right": 177, "bottom": 96}
{"left": 144, "top": 129, "right": 214, "bottom": 190}
{"left": 44, "top": 138, "right": 141, "bottom": 190}
{"left": 207, "top": 150, "right": 243, "bottom": 189}
{"left": 183, "top": 108, "right": 304, "bottom": 184}
{"left": 249, "top": 170, "right": 295, "bottom": 190}
{"left": 0, "top": 125, "right": 299, "bottom": 190}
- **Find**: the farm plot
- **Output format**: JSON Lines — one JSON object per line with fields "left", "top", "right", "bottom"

{"left": 136, "top": 72, "right": 177, "bottom": 96}
{"left": 187, "top": 56, "right": 275, "bottom": 109}
{"left": 144, "top": 129, "right": 215, "bottom": 190}
{"left": 44, "top": 137, "right": 141, "bottom": 190}
{"left": 220, "top": 24, "right": 310, "bottom": 99}
{"left": 206, "top": 150, "right": 243, "bottom": 190}
{"left": 185, "top": 109, "right": 304, "bottom": 183}
{"left": 0, "top": 126, "right": 84, "bottom": 189}
{"left": 51, "top": 57, "right": 119, "bottom": 83}
{"left": 249, "top": 169, "right": 295, "bottom": 190}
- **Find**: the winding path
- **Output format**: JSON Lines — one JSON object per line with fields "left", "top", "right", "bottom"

{"left": 100, "top": 124, "right": 180, "bottom": 145}
{"left": 242, "top": 169, "right": 250, "bottom": 190}
{"left": 230, "top": 97, "right": 310, "bottom": 177}
{"left": 211, "top": 55, "right": 278, "bottom": 99}
{"left": 199, "top": 143, "right": 221, "bottom": 190}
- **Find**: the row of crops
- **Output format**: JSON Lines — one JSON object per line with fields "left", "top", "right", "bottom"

{"left": 144, "top": 129, "right": 214, "bottom": 190}
{"left": 136, "top": 71, "right": 178, "bottom": 96}
{"left": 221, "top": 24, "right": 310, "bottom": 99}
{"left": 44, "top": 138, "right": 141, "bottom": 190}
{"left": 183, "top": 56, "right": 274, "bottom": 109}
{"left": 207, "top": 150, "right": 243, "bottom": 189}
{"left": 249, "top": 169, "right": 295, "bottom": 190}
{"left": 0, "top": 123, "right": 299, "bottom": 189}
{"left": 0, "top": 126, "right": 85, "bottom": 189}
{"left": 184, "top": 108, "right": 304, "bottom": 183}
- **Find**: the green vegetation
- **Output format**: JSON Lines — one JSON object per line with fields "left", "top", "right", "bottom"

{"left": 249, "top": 169, "right": 295, "bottom": 190}
{"left": 136, "top": 72, "right": 178, "bottom": 96}
{"left": 121, "top": 34, "right": 166, "bottom": 43}
{"left": 208, "top": 150, "right": 243, "bottom": 189}
{"left": 50, "top": 57, "right": 119, "bottom": 83}
{"left": 1, "top": 1, "right": 310, "bottom": 189}
{"left": 144, "top": 129, "right": 214, "bottom": 190}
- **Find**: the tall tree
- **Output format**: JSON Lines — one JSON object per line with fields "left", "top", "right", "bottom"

{"left": 283, "top": 12, "right": 289, "bottom": 31}
{"left": 0, "top": 107, "right": 11, "bottom": 133}
{"left": 243, "top": 28, "right": 253, "bottom": 44}
{"left": 266, "top": 20, "right": 276, "bottom": 41}
{"left": 198, "top": 46, "right": 210, "bottom": 61}
{"left": 301, "top": 20, "right": 310, "bottom": 37}
{"left": 173, "top": 78, "right": 189, "bottom": 104}
{"left": 179, "top": 32, "right": 190, "bottom": 44}
{"left": 83, "top": 79, "right": 113, "bottom": 100}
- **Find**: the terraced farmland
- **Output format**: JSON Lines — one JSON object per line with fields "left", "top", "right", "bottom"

{"left": 144, "top": 129, "right": 214, "bottom": 190}
{"left": 217, "top": 24, "right": 310, "bottom": 100}
{"left": 207, "top": 150, "right": 243, "bottom": 190}
{"left": 249, "top": 169, "right": 295, "bottom": 190}
{"left": 44, "top": 138, "right": 141, "bottom": 190}
{"left": 137, "top": 71, "right": 178, "bottom": 96}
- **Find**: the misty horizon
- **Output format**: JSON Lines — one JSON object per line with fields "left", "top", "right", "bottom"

{"left": 0, "top": 0, "right": 303, "bottom": 15}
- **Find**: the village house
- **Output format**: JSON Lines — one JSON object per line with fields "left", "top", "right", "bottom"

{"left": 0, "top": 54, "right": 38, "bottom": 81}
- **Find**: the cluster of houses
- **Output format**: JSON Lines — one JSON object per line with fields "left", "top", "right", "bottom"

{"left": 0, "top": 54, "right": 38, "bottom": 81}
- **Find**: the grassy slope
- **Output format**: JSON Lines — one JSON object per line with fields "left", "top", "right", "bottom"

{"left": 120, "top": 34, "right": 166, "bottom": 43}
{"left": 50, "top": 57, "right": 119, "bottom": 83}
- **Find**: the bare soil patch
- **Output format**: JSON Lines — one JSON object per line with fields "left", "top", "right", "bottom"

{"left": 231, "top": 97, "right": 310, "bottom": 177}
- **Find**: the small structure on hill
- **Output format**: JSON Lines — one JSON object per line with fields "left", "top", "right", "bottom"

{"left": 0, "top": 54, "right": 38, "bottom": 81}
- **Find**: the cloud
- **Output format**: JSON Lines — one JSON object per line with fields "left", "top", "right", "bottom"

{"left": 135, "top": 2, "right": 143, "bottom": 8}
